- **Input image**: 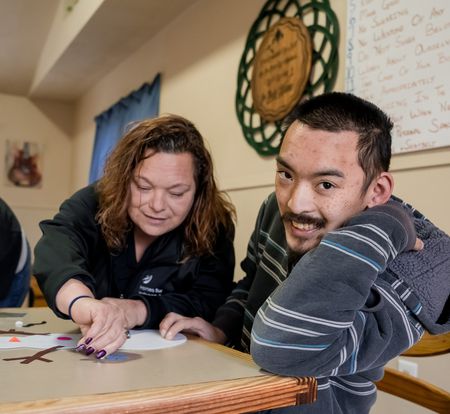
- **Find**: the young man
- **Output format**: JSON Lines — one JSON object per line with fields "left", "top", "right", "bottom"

{"left": 160, "top": 93, "right": 450, "bottom": 413}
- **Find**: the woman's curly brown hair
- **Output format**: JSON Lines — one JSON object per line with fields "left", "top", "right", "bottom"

{"left": 95, "top": 114, "right": 236, "bottom": 257}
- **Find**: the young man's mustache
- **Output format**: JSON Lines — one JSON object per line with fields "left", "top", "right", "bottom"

{"left": 282, "top": 212, "right": 326, "bottom": 228}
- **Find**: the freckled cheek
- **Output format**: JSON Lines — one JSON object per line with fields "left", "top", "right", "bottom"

{"left": 321, "top": 197, "right": 349, "bottom": 225}
{"left": 275, "top": 187, "right": 290, "bottom": 211}
{"left": 320, "top": 198, "right": 336, "bottom": 212}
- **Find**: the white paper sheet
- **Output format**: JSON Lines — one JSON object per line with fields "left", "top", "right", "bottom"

{"left": 0, "top": 330, "right": 186, "bottom": 350}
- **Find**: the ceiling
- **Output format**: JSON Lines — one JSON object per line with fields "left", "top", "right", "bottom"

{"left": 0, "top": 0, "right": 198, "bottom": 102}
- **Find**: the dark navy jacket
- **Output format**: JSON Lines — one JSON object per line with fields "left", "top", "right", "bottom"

{"left": 34, "top": 185, "right": 235, "bottom": 328}
{"left": 0, "top": 198, "right": 22, "bottom": 299}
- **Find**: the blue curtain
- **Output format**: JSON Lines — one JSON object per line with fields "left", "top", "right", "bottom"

{"left": 88, "top": 74, "right": 160, "bottom": 183}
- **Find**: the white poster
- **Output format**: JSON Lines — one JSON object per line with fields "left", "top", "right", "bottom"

{"left": 346, "top": 0, "right": 450, "bottom": 154}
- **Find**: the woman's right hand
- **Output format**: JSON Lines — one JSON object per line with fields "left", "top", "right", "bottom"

{"left": 71, "top": 298, "right": 131, "bottom": 358}
{"left": 56, "top": 279, "right": 147, "bottom": 358}
{"left": 71, "top": 297, "right": 137, "bottom": 358}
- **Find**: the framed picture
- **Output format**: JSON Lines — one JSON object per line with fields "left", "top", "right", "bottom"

{"left": 5, "top": 140, "right": 43, "bottom": 188}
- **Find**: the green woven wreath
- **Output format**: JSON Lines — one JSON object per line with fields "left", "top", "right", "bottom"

{"left": 236, "top": 0, "right": 340, "bottom": 156}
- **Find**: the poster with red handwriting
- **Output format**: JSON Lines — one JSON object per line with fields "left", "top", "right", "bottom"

{"left": 345, "top": 0, "right": 450, "bottom": 154}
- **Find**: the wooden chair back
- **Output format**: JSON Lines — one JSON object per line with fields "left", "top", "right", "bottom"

{"left": 376, "top": 331, "right": 450, "bottom": 413}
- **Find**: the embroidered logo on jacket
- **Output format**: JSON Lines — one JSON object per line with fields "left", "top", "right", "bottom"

{"left": 142, "top": 274, "right": 153, "bottom": 284}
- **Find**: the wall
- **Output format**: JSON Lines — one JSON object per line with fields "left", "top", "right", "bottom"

{"left": 72, "top": 0, "right": 270, "bottom": 192}
{"left": 68, "top": 1, "right": 448, "bottom": 413}
{"left": 71, "top": 0, "right": 274, "bottom": 265}
{"left": 0, "top": 93, "right": 73, "bottom": 253}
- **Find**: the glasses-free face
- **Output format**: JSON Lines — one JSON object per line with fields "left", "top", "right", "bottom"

{"left": 128, "top": 151, "right": 196, "bottom": 250}
{"left": 275, "top": 122, "right": 376, "bottom": 258}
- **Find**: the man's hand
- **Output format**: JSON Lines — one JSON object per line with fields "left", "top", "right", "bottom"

{"left": 159, "top": 312, "right": 227, "bottom": 344}
{"left": 413, "top": 238, "right": 424, "bottom": 251}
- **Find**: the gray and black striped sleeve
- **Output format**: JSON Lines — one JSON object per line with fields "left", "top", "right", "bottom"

{"left": 251, "top": 202, "right": 421, "bottom": 378}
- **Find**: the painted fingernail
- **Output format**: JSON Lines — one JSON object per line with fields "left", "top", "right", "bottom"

{"left": 86, "top": 347, "right": 95, "bottom": 356}
{"left": 75, "top": 344, "right": 86, "bottom": 352}
{"left": 96, "top": 349, "right": 107, "bottom": 359}
{"left": 84, "top": 337, "right": 93, "bottom": 345}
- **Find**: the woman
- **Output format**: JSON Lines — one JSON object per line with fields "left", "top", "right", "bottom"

{"left": 34, "top": 114, "right": 236, "bottom": 359}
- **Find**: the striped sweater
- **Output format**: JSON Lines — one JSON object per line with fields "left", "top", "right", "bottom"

{"left": 213, "top": 193, "right": 450, "bottom": 414}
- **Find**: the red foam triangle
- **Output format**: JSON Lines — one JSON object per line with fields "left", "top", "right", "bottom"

{"left": 9, "top": 336, "right": 21, "bottom": 342}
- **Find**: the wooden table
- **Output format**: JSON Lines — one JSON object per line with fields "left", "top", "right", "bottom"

{"left": 0, "top": 307, "right": 316, "bottom": 413}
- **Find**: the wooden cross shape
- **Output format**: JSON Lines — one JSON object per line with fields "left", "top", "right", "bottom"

{"left": 3, "top": 345, "right": 64, "bottom": 364}
{"left": 0, "top": 329, "right": 50, "bottom": 336}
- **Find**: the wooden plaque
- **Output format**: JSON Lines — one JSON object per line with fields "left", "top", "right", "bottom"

{"left": 252, "top": 17, "right": 312, "bottom": 122}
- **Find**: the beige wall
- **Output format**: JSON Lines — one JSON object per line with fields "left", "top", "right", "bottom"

{"left": 2, "top": 0, "right": 447, "bottom": 412}
{"left": 71, "top": 0, "right": 450, "bottom": 264}
{"left": 0, "top": 93, "right": 73, "bottom": 255}
{"left": 71, "top": 0, "right": 273, "bottom": 193}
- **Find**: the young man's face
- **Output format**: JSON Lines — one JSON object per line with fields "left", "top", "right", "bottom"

{"left": 276, "top": 121, "right": 376, "bottom": 257}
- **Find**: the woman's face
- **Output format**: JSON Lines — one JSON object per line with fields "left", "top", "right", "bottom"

{"left": 128, "top": 150, "right": 197, "bottom": 245}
